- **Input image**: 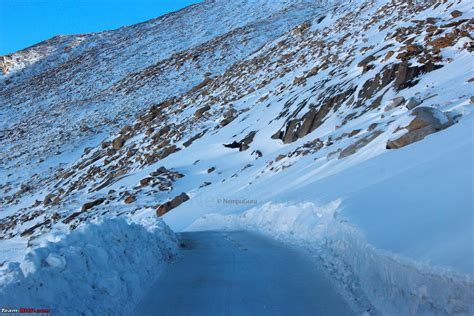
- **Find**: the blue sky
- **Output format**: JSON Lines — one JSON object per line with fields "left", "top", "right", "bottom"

{"left": 0, "top": 0, "right": 201, "bottom": 55}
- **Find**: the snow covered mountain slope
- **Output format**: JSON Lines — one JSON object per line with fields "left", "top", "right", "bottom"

{"left": 1, "top": 0, "right": 473, "bottom": 314}
{"left": 0, "top": 0, "right": 327, "bottom": 189}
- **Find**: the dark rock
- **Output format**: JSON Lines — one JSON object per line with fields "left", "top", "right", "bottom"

{"left": 219, "top": 108, "right": 237, "bottom": 126}
{"left": 145, "top": 128, "right": 155, "bottom": 136}
{"left": 276, "top": 87, "right": 355, "bottom": 144}
{"left": 430, "top": 36, "right": 454, "bottom": 49}
{"left": 124, "top": 195, "right": 136, "bottom": 204}
{"left": 157, "top": 193, "right": 190, "bottom": 216}
{"left": 112, "top": 137, "right": 125, "bottom": 150}
{"left": 199, "top": 182, "right": 212, "bottom": 188}
{"left": 183, "top": 130, "right": 207, "bottom": 147}
{"left": 405, "top": 97, "right": 421, "bottom": 110}
{"left": 275, "top": 154, "right": 286, "bottom": 162}
{"left": 223, "top": 131, "right": 256, "bottom": 151}
{"left": 348, "top": 129, "right": 361, "bottom": 137}
{"left": 160, "top": 145, "right": 178, "bottom": 159}
{"left": 190, "top": 77, "right": 212, "bottom": 93}
{"left": 81, "top": 198, "right": 106, "bottom": 212}
{"left": 20, "top": 220, "right": 51, "bottom": 237}
{"left": 194, "top": 105, "right": 211, "bottom": 119}
{"left": 450, "top": 10, "right": 463, "bottom": 18}
{"left": 140, "top": 177, "right": 153, "bottom": 186}
{"left": 223, "top": 141, "right": 240, "bottom": 149}
{"left": 358, "top": 62, "right": 442, "bottom": 106}
{"left": 152, "top": 125, "right": 171, "bottom": 142}
{"left": 150, "top": 166, "right": 168, "bottom": 176}
{"left": 120, "top": 125, "right": 132, "bottom": 134}
{"left": 43, "top": 193, "right": 56, "bottom": 206}
{"left": 357, "top": 54, "right": 376, "bottom": 72}
{"left": 367, "top": 123, "right": 378, "bottom": 132}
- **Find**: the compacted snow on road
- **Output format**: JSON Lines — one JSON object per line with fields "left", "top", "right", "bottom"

{"left": 135, "top": 230, "right": 353, "bottom": 316}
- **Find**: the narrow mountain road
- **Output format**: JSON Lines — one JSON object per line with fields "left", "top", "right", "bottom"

{"left": 135, "top": 230, "right": 353, "bottom": 316}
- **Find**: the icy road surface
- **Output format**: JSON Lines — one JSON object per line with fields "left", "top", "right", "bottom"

{"left": 135, "top": 230, "right": 353, "bottom": 316}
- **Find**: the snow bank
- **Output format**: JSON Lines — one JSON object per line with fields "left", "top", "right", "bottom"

{"left": 0, "top": 217, "right": 178, "bottom": 315}
{"left": 189, "top": 202, "right": 474, "bottom": 315}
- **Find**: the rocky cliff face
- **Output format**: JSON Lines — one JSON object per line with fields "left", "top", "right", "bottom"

{"left": 0, "top": 0, "right": 472, "bottom": 269}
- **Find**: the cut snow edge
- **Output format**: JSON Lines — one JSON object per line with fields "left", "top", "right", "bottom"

{"left": 0, "top": 217, "right": 178, "bottom": 316}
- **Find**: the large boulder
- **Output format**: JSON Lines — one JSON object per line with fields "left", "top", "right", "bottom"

{"left": 384, "top": 96, "right": 405, "bottom": 112}
{"left": 112, "top": 137, "right": 125, "bottom": 150}
{"left": 157, "top": 193, "right": 190, "bottom": 216}
{"left": 194, "top": 105, "right": 211, "bottom": 119}
{"left": 405, "top": 97, "right": 421, "bottom": 110}
{"left": 386, "top": 107, "right": 453, "bottom": 149}
{"left": 81, "top": 198, "right": 106, "bottom": 212}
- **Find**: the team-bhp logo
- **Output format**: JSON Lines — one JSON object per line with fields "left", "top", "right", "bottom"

{"left": 1, "top": 307, "right": 51, "bottom": 315}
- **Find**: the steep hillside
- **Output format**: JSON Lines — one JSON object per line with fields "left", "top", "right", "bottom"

{"left": 0, "top": 0, "right": 325, "bottom": 189}
{"left": 0, "top": 0, "right": 473, "bottom": 314}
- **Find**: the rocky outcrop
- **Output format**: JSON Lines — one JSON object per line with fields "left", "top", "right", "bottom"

{"left": 0, "top": 56, "right": 11, "bottom": 75}
{"left": 274, "top": 88, "right": 355, "bottom": 144}
{"left": 357, "top": 62, "right": 442, "bottom": 106}
{"left": 156, "top": 193, "right": 190, "bottom": 216}
{"left": 112, "top": 137, "right": 125, "bottom": 150}
{"left": 357, "top": 54, "right": 376, "bottom": 72}
{"left": 81, "top": 198, "right": 106, "bottom": 212}
{"left": 386, "top": 107, "right": 453, "bottom": 149}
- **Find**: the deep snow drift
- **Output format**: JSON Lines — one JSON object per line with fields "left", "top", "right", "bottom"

{"left": 0, "top": 217, "right": 178, "bottom": 315}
